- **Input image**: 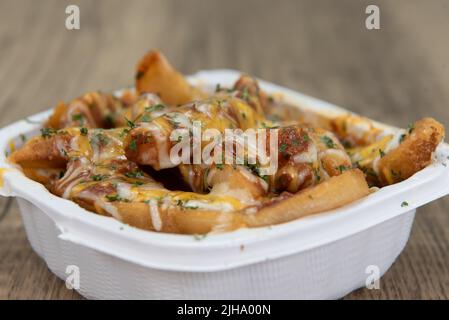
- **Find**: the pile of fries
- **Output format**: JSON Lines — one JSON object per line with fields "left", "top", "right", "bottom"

{"left": 8, "top": 50, "right": 445, "bottom": 234}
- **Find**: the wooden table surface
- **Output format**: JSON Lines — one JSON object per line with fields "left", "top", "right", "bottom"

{"left": 0, "top": 0, "right": 448, "bottom": 299}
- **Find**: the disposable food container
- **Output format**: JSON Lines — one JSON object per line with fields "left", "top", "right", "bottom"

{"left": 1, "top": 70, "right": 448, "bottom": 299}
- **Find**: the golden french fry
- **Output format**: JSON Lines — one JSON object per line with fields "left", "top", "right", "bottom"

{"left": 20, "top": 167, "right": 62, "bottom": 187}
{"left": 135, "top": 50, "right": 206, "bottom": 105}
{"left": 8, "top": 135, "right": 69, "bottom": 168}
{"left": 378, "top": 118, "right": 445, "bottom": 185}
{"left": 45, "top": 101, "right": 69, "bottom": 129}
{"left": 245, "top": 169, "right": 370, "bottom": 228}
{"left": 111, "top": 202, "right": 246, "bottom": 234}
{"left": 44, "top": 92, "right": 125, "bottom": 129}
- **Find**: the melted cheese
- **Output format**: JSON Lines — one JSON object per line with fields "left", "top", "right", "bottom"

{"left": 237, "top": 166, "right": 268, "bottom": 192}
{"left": 96, "top": 200, "right": 121, "bottom": 220}
{"left": 116, "top": 182, "right": 134, "bottom": 201}
{"left": 148, "top": 199, "right": 162, "bottom": 231}
{"left": 0, "top": 168, "right": 8, "bottom": 187}
{"left": 62, "top": 179, "right": 81, "bottom": 199}
{"left": 372, "top": 130, "right": 405, "bottom": 174}
{"left": 319, "top": 149, "right": 350, "bottom": 162}
{"left": 296, "top": 169, "right": 309, "bottom": 188}
{"left": 211, "top": 182, "right": 260, "bottom": 206}
{"left": 183, "top": 199, "right": 234, "bottom": 212}
{"left": 8, "top": 140, "right": 15, "bottom": 153}
{"left": 346, "top": 118, "right": 372, "bottom": 140}
{"left": 154, "top": 127, "right": 172, "bottom": 169}
{"left": 293, "top": 142, "right": 318, "bottom": 164}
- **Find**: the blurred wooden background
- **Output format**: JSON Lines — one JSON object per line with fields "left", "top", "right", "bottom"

{"left": 0, "top": 0, "right": 448, "bottom": 299}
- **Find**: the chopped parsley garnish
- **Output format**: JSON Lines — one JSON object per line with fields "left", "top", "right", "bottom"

{"left": 129, "top": 139, "right": 138, "bottom": 152}
{"left": 92, "top": 174, "right": 107, "bottom": 181}
{"left": 95, "top": 133, "right": 109, "bottom": 146}
{"left": 124, "top": 117, "right": 136, "bottom": 129}
{"left": 241, "top": 161, "right": 269, "bottom": 184}
{"left": 215, "top": 83, "right": 221, "bottom": 92}
{"left": 175, "top": 199, "right": 198, "bottom": 210}
{"left": 401, "top": 201, "right": 409, "bottom": 207}
{"left": 407, "top": 123, "right": 415, "bottom": 134}
{"left": 279, "top": 143, "right": 288, "bottom": 156}
{"left": 320, "top": 136, "right": 335, "bottom": 148}
{"left": 241, "top": 87, "right": 250, "bottom": 101}
{"left": 132, "top": 181, "right": 144, "bottom": 186}
{"left": 80, "top": 127, "right": 88, "bottom": 136}
{"left": 40, "top": 128, "right": 57, "bottom": 138}
{"left": 145, "top": 103, "right": 165, "bottom": 113}
{"left": 124, "top": 170, "right": 144, "bottom": 178}
{"left": 215, "top": 163, "right": 224, "bottom": 170}
{"left": 379, "top": 149, "right": 386, "bottom": 158}
{"left": 144, "top": 197, "right": 164, "bottom": 204}
{"left": 60, "top": 148, "right": 68, "bottom": 157}
{"left": 337, "top": 165, "right": 349, "bottom": 173}
{"left": 303, "top": 134, "right": 311, "bottom": 142}
{"left": 20, "top": 134, "right": 27, "bottom": 142}
{"left": 140, "top": 114, "right": 152, "bottom": 122}
{"left": 241, "top": 112, "right": 247, "bottom": 119}
{"left": 71, "top": 113, "right": 84, "bottom": 122}
{"left": 105, "top": 194, "right": 121, "bottom": 202}
{"left": 399, "top": 134, "right": 407, "bottom": 143}
{"left": 119, "top": 128, "right": 130, "bottom": 138}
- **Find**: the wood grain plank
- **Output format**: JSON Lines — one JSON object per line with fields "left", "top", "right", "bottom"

{"left": 0, "top": 0, "right": 448, "bottom": 299}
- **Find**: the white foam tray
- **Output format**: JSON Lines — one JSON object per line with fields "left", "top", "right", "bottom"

{"left": 1, "top": 70, "right": 449, "bottom": 299}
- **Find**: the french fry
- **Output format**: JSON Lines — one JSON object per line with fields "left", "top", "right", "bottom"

{"left": 21, "top": 168, "right": 62, "bottom": 187}
{"left": 8, "top": 134, "right": 69, "bottom": 168}
{"left": 378, "top": 118, "right": 445, "bottom": 185}
{"left": 135, "top": 50, "right": 206, "bottom": 105}
{"left": 112, "top": 202, "right": 246, "bottom": 234}
{"left": 44, "top": 92, "right": 125, "bottom": 129}
{"left": 245, "top": 169, "right": 369, "bottom": 228}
